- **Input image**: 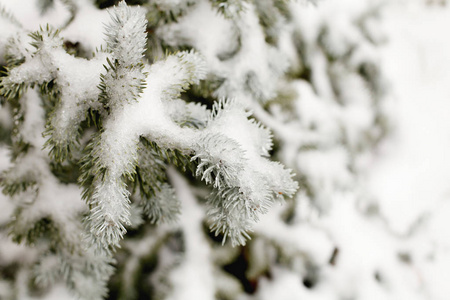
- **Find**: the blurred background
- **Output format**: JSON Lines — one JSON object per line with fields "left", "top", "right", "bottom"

{"left": 1, "top": 0, "right": 450, "bottom": 299}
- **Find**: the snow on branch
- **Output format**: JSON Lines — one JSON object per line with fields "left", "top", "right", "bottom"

{"left": 104, "top": 1, "right": 147, "bottom": 67}
{"left": 0, "top": 24, "right": 107, "bottom": 161}
{"left": 100, "top": 1, "right": 147, "bottom": 109}
{"left": 194, "top": 99, "right": 298, "bottom": 245}
{"left": 1, "top": 0, "right": 297, "bottom": 254}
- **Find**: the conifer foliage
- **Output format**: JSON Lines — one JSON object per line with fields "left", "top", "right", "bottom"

{"left": 0, "top": 0, "right": 300, "bottom": 298}
{"left": 0, "top": 0, "right": 392, "bottom": 299}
